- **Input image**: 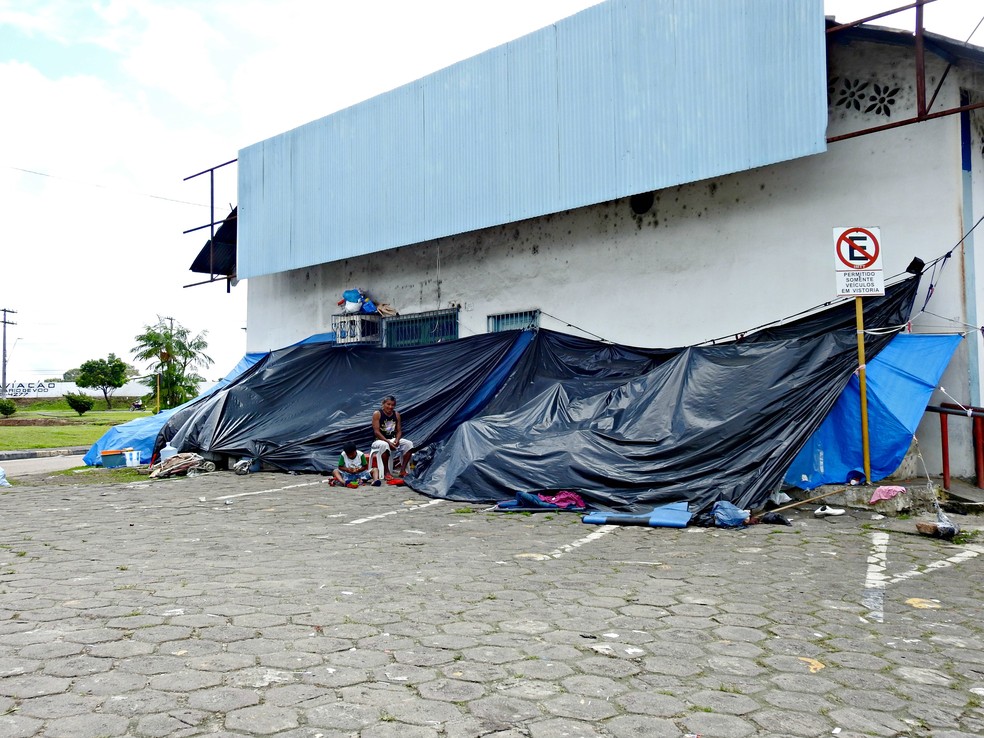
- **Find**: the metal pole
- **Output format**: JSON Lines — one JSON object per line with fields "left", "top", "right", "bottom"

{"left": 1, "top": 308, "right": 17, "bottom": 399}
{"left": 975, "top": 416, "right": 984, "bottom": 489}
{"left": 855, "top": 297, "right": 872, "bottom": 483}
{"left": 1, "top": 312, "right": 6, "bottom": 399}
{"left": 1, "top": 311, "right": 6, "bottom": 399}
{"left": 824, "top": 0, "right": 938, "bottom": 34}
{"left": 939, "top": 413, "right": 950, "bottom": 490}
{"left": 156, "top": 373, "right": 160, "bottom": 414}
{"left": 915, "top": 0, "right": 927, "bottom": 117}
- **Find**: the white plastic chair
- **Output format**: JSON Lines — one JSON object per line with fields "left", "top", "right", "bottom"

{"left": 368, "top": 447, "right": 391, "bottom": 478}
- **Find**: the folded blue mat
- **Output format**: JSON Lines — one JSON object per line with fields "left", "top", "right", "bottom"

{"left": 582, "top": 500, "right": 691, "bottom": 528}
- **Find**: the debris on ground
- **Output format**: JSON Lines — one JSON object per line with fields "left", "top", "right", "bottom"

{"left": 149, "top": 453, "right": 216, "bottom": 479}
{"left": 915, "top": 493, "right": 961, "bottom": 540}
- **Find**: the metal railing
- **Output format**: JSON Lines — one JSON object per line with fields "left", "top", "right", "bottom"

{"left": 925, "top": 402, "right": 984, "bottom": 490}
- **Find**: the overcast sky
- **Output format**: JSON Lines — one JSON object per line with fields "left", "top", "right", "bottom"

{"left": 1, "top": 0, "right": 979, "bottom": 383}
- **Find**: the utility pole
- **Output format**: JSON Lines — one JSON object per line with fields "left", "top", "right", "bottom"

{"left": 1, "top": 308, "right": 16, "bottom": 399}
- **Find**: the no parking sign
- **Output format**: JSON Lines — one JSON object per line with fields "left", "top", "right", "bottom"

{"left": 834, "top": 227, "right": 884, "bottom": 296}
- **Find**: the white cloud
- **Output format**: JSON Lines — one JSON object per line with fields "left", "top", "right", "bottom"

{"left": 115, "top": 1, "right": 230, "bottom": 112}
{"left": 0, "top": 54, "right": 245, "bottom": 381}
{"left": 0, "top": 0, "right": 77, "bottom": 39}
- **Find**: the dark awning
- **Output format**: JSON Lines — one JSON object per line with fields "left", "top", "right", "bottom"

{"left": 190, "top": 207, "right": 237, "bottom": 277}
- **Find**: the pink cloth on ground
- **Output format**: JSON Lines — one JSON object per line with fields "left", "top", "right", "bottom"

{"left": 537, "top": 491, "right": 587, "bottom": 509}
{"left": 869, "top": 485, "right": 905, "bottom": 504}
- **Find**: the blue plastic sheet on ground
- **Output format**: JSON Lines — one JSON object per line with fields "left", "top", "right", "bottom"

{"left": 582, "top": 501, "right": 692, "bottom": 527}
{"left": 784, "top": 333, "right": 961, "bottom": 489}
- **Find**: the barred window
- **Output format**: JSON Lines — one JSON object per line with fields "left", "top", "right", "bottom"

{"left": 384, "top": 308, "right": 459, "bottom": 348}
{"left": 487, "top": 310, "right": 540, "bottom": 333}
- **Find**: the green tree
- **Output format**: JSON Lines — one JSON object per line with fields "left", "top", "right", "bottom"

{"left": 62, "top": 367, "right": 81, "bottom": 382}
{"left": 75, "top": 353, "right": 129, "bottom": 410}
{"left": 0, "top": 398, "right": 15, "bottom": 417}
{"left": 132, "top": 316, "right": 213, "bottom": 410}
{"left": 65, "top": 392, "right": 94, "bottom": 416}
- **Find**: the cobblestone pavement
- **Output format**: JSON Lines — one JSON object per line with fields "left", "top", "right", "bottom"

{"left": 1, "top": 470, "right": 983, "bottom": 738}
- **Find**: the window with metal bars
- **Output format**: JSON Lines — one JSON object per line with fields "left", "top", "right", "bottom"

{"left": 487, "top": 309, "right": 540, "bottom": 333}
{"left": 383, "top": 308, "right": 459, "bottom": 348}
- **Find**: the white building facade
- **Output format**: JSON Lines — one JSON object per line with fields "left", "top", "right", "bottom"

{"left": 235, "top": 3, "right": 984, "bottom": 477}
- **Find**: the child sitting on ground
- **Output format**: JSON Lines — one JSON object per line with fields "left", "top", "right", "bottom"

{"left": 332, "top": 442, "right": 381, "bottom": 488}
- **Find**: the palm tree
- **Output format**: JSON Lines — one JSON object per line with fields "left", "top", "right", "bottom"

{"left": 132, "top": 316, "right": 213, "bottom": 409}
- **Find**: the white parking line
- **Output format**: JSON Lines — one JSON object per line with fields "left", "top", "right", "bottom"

{"left": 344, "top": 498, "right": 444, "bottom": 525}
{"left": 547, "top": 525, "right": 616, "bottom": 559}
{"left": 861, "top": 536, "right": 983, "bottom": 623}
{"left": 861, "top": 531, "right": 890, "bottom": 623}
{"left": 888, "top": 543, "right": 983, "bottom": 585}
{"left": 212, "top": 479, "right": 331, "bottom": 500}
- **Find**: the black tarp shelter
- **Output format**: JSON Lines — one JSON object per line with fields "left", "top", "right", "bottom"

{"left": 159, "top": 276, "right": 920, "bottom": 512}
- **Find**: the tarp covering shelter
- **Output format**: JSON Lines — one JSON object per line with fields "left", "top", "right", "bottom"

{"left": 160, "top": 331, "right": 534, "bottom": 470}
{"left": 155, "top": 275, "right": 927, "bottom": 512}
{"left": 83, "top": 408, "right": 181, "bottom": 467}
{"left": 784, "top": 332, "right": 961, "bottom": 489}
{"left": 83, "top": 351, "right": 267, "bottom": 466}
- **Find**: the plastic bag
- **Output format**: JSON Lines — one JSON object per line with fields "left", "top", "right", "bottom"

{"left": 711, "top": 500, "right": 750, "bottom": 528}
{"left": 341, "top": 288, "right": 365, "bottom": 314}
{"left": 362, "top": 299, "right": 378, "bottom": 314}
{"left": 0, "top": 466, "right": 10, "bottom": 488}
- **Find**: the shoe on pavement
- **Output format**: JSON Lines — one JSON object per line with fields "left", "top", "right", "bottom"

{"left": 371, "top": 479, "right": 382, "bottom": 487}
{"left": 815, "top": 504, "right": 845, "bottom": 517}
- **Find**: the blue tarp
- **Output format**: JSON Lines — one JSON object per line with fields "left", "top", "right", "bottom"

{"left": 83, "top": 351, "right": 268, "bottom": 465}
{"left": 82, "top": 408, "right": 181, "bottom": 466}
{"left": 784, "top": 333, "right": 962, "bottom": 489}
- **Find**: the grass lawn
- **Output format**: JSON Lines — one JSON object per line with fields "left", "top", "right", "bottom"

{"left": 0, "top": 397, "right": 156, "bottom": 451}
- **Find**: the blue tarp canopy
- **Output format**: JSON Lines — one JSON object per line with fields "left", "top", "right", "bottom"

{"left": 83, "top": 352, "right": 268, "bottom": 465}
{"left": 784, "top": 333, "right": 961, "bottom": 489}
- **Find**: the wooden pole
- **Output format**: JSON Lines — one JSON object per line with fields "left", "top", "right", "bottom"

{"left": 767, "top": 487, "right": 848, "bottom": 514}
{"left": 156, "top": 373, "right": 160, "bottom": 415}
{"left": 856, "top": 297, "right": 872, "bottom": 483}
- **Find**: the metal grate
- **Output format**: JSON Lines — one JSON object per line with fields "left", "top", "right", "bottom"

{"left": 331, "top": 313, "right": 381, "bottom": 344}
{"left": 487, "top": 309, "right": 540, "bottom": 333}
{"left": 383, "top": 308, "right": 459, "bottom": 348}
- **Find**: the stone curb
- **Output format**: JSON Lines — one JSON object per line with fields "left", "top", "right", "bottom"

{"left": 0, "top": 446, "right": 90, "bottom": 461}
